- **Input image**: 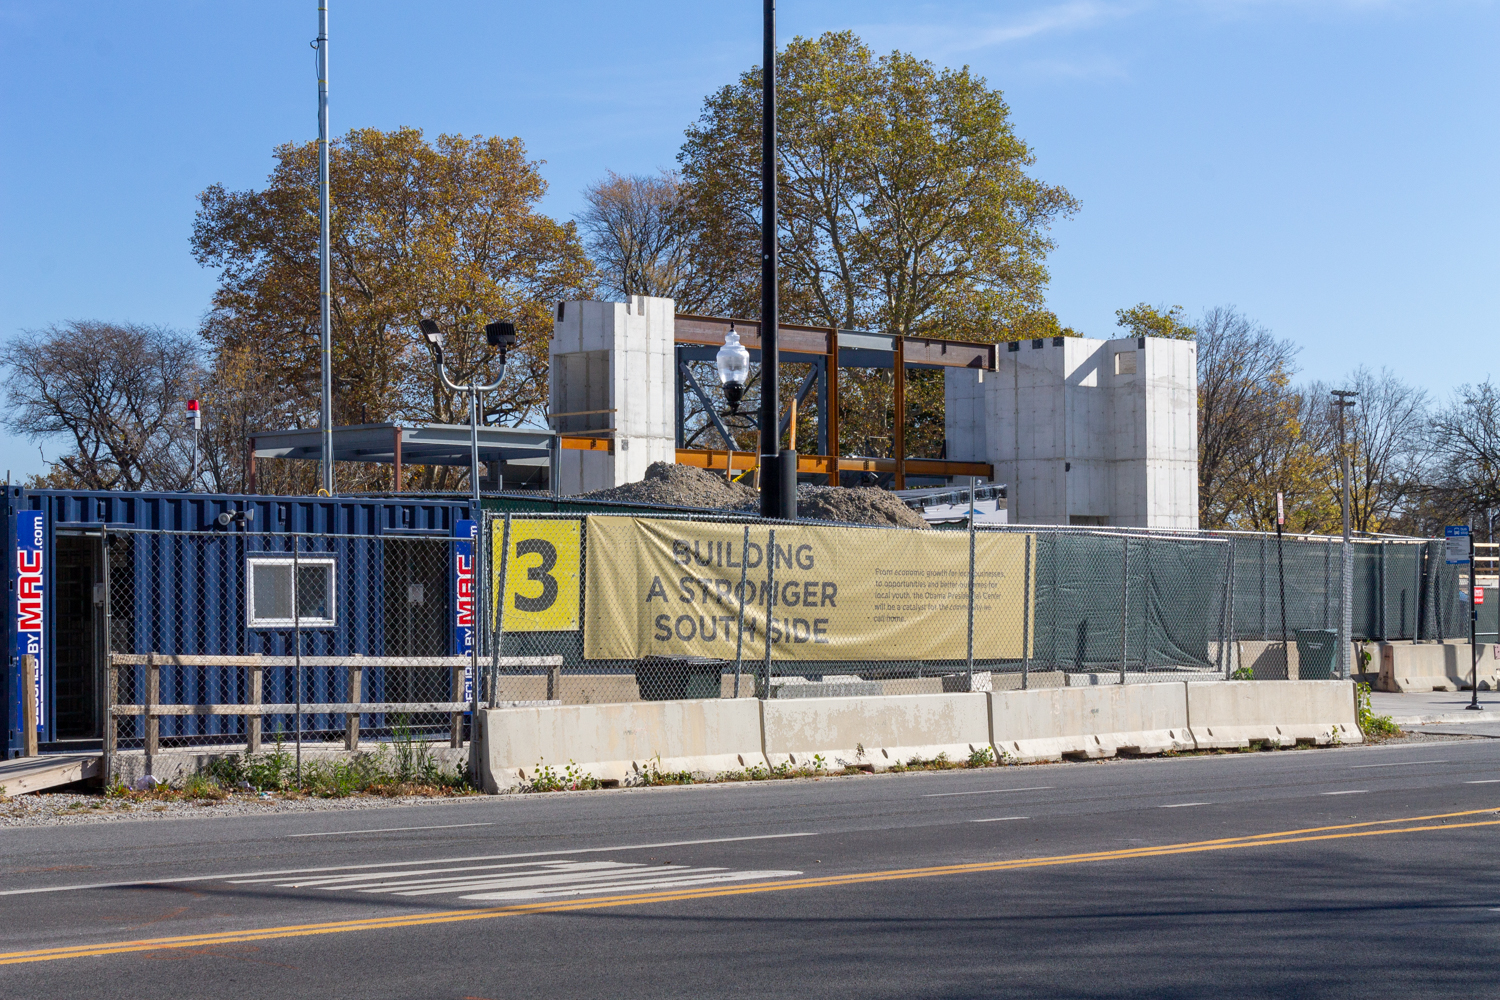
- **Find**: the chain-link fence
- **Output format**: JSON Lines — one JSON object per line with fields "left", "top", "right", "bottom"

{"left": 101, "top": 516, "right": 1467, "bottom": 759}
{"left": 485, "top": 513, "right": 1469, "bottom": 702}
{"left": 103, "top": 527, "right": 537, "bottom": 765}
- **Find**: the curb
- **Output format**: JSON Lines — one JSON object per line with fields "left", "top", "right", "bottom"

{"left": 1390, "top": 712, "right": 1500, "bottom": 726}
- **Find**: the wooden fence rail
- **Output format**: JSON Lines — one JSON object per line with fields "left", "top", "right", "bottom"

{"left": 107, "top": 653, "right": 563, "bottom": 753}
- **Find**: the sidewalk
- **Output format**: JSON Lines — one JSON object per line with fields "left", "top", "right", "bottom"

{"left": 1369, "top": 689, "right": 1500, "bottom": 726}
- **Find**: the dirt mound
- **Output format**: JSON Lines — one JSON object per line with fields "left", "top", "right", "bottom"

{"left": 794, "top": 485, "right": 930, "bottom": 530}
{"left": 575, "top": 461, "right": 929, "bottom": 529}
{"left": 576, "top": 461, "right": 759, "bottom": 509}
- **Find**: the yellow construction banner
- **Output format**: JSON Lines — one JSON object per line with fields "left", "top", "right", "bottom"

{"left": 492, "top": 519, "right": 581, "bottom": 631}
{"left": 583, "top": 517, "right": 1032, "bottom": 661}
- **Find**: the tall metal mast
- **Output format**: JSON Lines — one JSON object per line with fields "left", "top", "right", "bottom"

{"left": 758, "top": 0, "right": 782, "bottom": 518}
{"left": 317, "top": 2, "right": 334, "bottom": 495}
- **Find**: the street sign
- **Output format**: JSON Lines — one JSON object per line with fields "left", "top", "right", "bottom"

{"left": 1476, "top": 587, "right": 1485, "bottom": 606}
{"left": 1446, "top": 526, "right": 1471, "bottom": 565}
{"left": 1276, "top": 492, "right": 1284, "bottom": 526}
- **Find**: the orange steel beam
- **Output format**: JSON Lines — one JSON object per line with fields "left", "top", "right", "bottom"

{"left": 560, "top": 436, "right": 613, "bottom": 454}
{"left": 675, "top": 448, "right": 990, "bottom": 480}
{"left": 674, "top": 314, "right": 997, "bottom": 370}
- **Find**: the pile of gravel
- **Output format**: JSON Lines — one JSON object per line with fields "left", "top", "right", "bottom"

{"left": 792, "top": 485, "right": 930, "bottom": 530}
{"left": 575, "top": 462, "right": 929, "bottom": 530}
{"left": 576, "top": 462, "right": 759, "bottom": 510}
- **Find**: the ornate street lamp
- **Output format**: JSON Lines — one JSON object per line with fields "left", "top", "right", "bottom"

{"left": 716, "top": 324, "right": 751, "bottom": 414}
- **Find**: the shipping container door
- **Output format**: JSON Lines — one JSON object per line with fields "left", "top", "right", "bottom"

{"left": 53, "top": 535, "right": 103, "bottom": 740}
{"left": 383, "top": 538, "right": 447, "bottom": 727}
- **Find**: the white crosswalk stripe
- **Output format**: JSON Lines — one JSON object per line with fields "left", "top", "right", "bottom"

{"left": 228, "top": 858, "right": 802, "bottom": 902}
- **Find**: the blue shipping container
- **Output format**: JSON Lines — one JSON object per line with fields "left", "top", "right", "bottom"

{"left": 4, "top": 488, "right": 477, "bottom": 755}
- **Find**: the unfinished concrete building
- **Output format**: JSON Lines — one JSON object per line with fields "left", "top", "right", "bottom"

{"left": 944, "top": 335, "right": 1197, "bottom": 529}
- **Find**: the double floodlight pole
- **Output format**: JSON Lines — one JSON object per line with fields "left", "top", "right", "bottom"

{"left": 419, "top": 319, "right": 516, "bottom": 508}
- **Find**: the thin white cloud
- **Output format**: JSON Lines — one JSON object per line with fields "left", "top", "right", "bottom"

{"left": 853, "top": 1, "right": 1143, "bottom": 58}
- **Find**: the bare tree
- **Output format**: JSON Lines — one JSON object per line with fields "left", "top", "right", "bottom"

{"left": 1195, "top": 307, "right": 1303, "bottom": 529}
{"left": 3, "top": 321, "right": 203, "bottom": 490}
{"left": 577, "top": 171, "right": 702, "bottom": 305}
{"left": 1316, "top": 367, "right": 1430, "bottom": 533}
{"left": 1424, "top": 380, "right": 1500, "bottom": 532}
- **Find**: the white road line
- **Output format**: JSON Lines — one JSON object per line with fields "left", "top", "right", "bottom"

{"left": 1350, "top": 761, "right": 1450, "bottom": 769}
{"left": 1466, "top": 780, "right": 1500, "bottom": 784}
{"left": 252, "top": 858, "right": 804, "bottom": 902}
{"left": 393, "top": 865, "right": 715, "bottom": 898}
{"left": 1322, "top": 790, "right": 1368, "bottom": 795}
{"left": 924, "top": 786, "right": 1052, "bottom": 798}
{"left": 0, "top": 832, "right": 819, "bottom": 897}
{"left": 463, "top": 869, "right": 801, "bottom": 902}
{"left": 969, "top": 816, "right": 1029, "bottom": 823}
{"left": 228, "top": 859, "right": 590, "bottom": 888}
{"left": 1159, "top": 803, "right": 1211, "bottom": 808}
{"left": 287, "top": 822, "right": 494, "bottom": 838}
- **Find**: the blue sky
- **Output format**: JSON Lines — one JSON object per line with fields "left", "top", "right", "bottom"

{"left": 1, "top": 1, "right": 1494, "bottom": 479}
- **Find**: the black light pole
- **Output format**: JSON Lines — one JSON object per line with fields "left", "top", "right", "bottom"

{"left": 759, "top": 0, "right": 793, "bottom": 519}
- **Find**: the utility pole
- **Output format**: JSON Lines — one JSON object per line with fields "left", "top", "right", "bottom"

{"left": 188, "top": 399, "right": 201, "bottom": 490}
{"left": 1276, "top": 490, "right": 1288, "bottom": 668}
{"left": 1332, "top": 389, "right": 1358, "bottom": 678}
{"left": 316, "top": 2, "right": 334, "bottom": 495}
{"left": 758, "top": 0, "right": 793, "bottom": 520}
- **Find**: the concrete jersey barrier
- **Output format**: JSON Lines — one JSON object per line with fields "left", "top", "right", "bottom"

{"left": 477, "top": 699, "right": 767, "bottom": 793}
{"left": 1377, "top": 642, "right": 1499, "bottom": 693}
{"left": 472, "top": 679, "right": 1365, "bottom": 793}
{"left": 988, "top": 683, "right": 1195, "bottom": 763}
{"left": 1186, "top": 680, "right": 1359, "bottom": 748}
{"left": 760, "top": 693, "right": 991, "bottom": 771}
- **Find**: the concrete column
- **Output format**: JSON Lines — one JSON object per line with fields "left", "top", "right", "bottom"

{"left": 550, "top": 296, "right": 676, "bottom": 495}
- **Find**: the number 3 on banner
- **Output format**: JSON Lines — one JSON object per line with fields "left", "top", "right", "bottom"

{"left": 493, "top": 520, "right": 581, "bottom": 631}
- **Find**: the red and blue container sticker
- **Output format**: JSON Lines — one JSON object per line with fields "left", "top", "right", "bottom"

{"left": 15, "top": 510, "right": 44, "bottom": 735}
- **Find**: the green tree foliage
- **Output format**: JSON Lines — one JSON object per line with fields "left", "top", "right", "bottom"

{"left": 1114, "top": 303, "right": 1195, "bottom": 341}
{"left": 674, "top": 31, "right": 1076, "bottom": 460}
{"left": 192, "top": 127, "right": 593, "bottom": 492}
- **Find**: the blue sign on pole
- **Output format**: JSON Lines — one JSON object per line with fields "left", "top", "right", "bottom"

{"left": 14, "top": 510, "right": 44, "bottom": 736}
{"left": 454, "top": 519, "right": 476, "bottom": 706}
{"left": 1446, "top": 525, "right": 1471, "bottom": 565}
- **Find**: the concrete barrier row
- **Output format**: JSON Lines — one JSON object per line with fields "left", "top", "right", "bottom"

{"left": 1376, "top": 642, "right": 1500, "bottom": 693}
{"left": 476, "top": 681, "right": 1361, "bottom": 792}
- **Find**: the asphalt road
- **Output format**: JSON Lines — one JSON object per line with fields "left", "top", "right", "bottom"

{"left": 1, "top": 738, "right": 1498, "bottom": 999}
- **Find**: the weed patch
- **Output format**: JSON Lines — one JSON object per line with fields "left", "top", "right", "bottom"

{"left": 1355, "top": 682, "right": 1401, "bottom": 739}
{"left": 523, "top": 760, "right": 601, "bottom": 793}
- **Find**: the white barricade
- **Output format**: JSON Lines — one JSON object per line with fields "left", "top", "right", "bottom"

{"left": 760, "top": 693, "right": 991, "bottom": 771}
{"left": 1186, "top": 680, "right": 1359, "bottom": 748}
{"left": 477, "top": 698, "right": 767, "bottom": 793}
{"left": 1377, "top": 642, "right": 1500, "bottom": 693}
{"left": 988, "top": 683, "right": 1195, "bottom": 763}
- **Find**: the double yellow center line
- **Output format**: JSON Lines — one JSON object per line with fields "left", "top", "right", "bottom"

{"left": 4, "top": 806, "right": 1496, "bottom": 966}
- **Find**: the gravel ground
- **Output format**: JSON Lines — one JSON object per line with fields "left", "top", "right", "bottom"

{"left": 0, "top": 729, "right": 1472, "bottom": 829}
{"left": 577, "top": 462, "right": 930, "bottom": 529}
{"left": 0, "top": 790, "right": 480, "bottom": 829}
